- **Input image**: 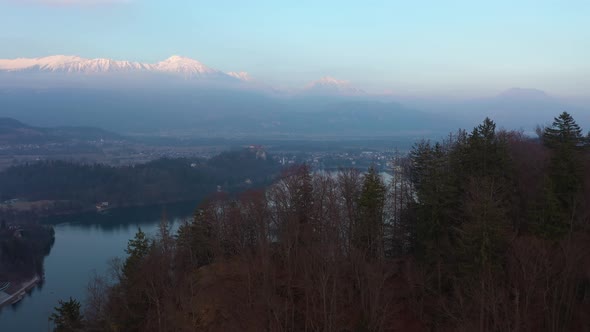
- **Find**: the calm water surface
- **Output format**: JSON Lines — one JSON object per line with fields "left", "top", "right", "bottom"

{"left": 0, "top": 201, "right": 197, "bottom": 332}
{"left": 0, "top": 173, "right": 392, "bottom": 331}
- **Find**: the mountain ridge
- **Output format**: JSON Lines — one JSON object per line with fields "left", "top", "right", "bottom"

{"left": 0, "top": 55, "right": 241, "bottom": 80}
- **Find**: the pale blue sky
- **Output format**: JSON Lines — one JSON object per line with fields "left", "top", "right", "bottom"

{"left": 1, "top": 0, "right": 589, "bottom": 96}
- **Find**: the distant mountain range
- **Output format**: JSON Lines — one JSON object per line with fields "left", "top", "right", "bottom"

{"left": 396, "top": 88, "right": 590, "bottom": 132}
{"left": 0, "top": 55, "right": 366, "bottom": 95}
{"left": 0, "top": 117, "right": 121, "bottom": 144}
{"left": 0, "top": 55, "right": 238, "bottom": 80}
{"left": 0, "top": 55, "right": 588, "bottom": 138}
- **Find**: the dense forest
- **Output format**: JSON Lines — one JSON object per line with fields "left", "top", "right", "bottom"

{"left": 51, "top": 112, "right": 590, "bottom": 331}
{"left": 0, "top": 149, "right": 279, "bottom": 221}
{"left": 0, "top": 223, "right": 55, "bottom": 281}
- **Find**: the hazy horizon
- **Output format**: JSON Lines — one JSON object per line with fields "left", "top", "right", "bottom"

{"left": 1, "top": 1, "right": 589, "bottom": 97}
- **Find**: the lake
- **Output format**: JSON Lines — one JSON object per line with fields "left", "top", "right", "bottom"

{"left": 0, "top": 201, "right": 198, "bottom": 332}
{"left": 0, "top": 172, "right": 394, "bottom": 331}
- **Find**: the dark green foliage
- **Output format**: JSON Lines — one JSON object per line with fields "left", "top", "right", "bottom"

{"left": 543, "top": 112, "right": 584, "bottom": 148}
{"left": 123, "top": 228, "right": 150, "bottom": 280}
{"left": 531, "top": 176, "right": 569, "bottom": 238}
{"left": 176, "top": 207, "right": 215, "bottom": 267}
{"left": 0, "top": 224, "right": 55, "bottom": 280}
{"left": 294, "top": 164, "right": 313, "bottom": 226}
{"left": 543, "top": 112, "right": 585, "bottom": 200}
{"left": 83, "top": 112, "right": 590, "bottom": 331}
{"left": 290, "top": 164, "right": 314, "bottom": 244}
{"left": 354, "top": 166, "right": 386, "bottom": 258}
{"left": 410, "top": 139, "right": 461, "bottom": 277}
{"left": 50, "top": 297, "right": 84, "bottom": 332}
{"left": 112, "top": 228, "right": 153, "bottom": 331}
{"left": 404, "top": 114, "right": 590, "bottom": 330}
{"left": 460, "top": 177, "right": 510, "bottom": 271}
{"left": 467, "top": 117, "right": 511, "bottom": 178}
{"left": 410, "top": 118, "right": 515, "bottom": 283}
{"left": 537, "top": 112, "right": 587, "bottom": 238}
{"left": 0, "top": 150, "right": 280, "bottom": 211}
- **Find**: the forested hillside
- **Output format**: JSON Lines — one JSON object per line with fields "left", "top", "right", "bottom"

{"left": 0, "top": 149, "right": 279, "bottom": 220}
{"left": 54, "top": 112, "right": 590, "bottom": 332}
{"left": 0, "top": 223, "right": 54, "bottom": 281}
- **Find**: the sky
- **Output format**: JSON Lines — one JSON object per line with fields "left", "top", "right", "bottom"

{"left": 0, "top": 0, "right": 589, "bottom": 96}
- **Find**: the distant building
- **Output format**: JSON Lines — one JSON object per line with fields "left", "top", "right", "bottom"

{"left": 96, "top": 202, "right": 109, "bottom": 212}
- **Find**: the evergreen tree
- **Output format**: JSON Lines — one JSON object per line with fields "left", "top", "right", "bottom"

{"left": 467, "top": 118, "right": 510, "bottom": 178}
{"left": 293, "top": 164, "right": 314, "bottom": 242}
{"left": 410, "top": 141, "right": 455, "bottom": 291}
{"left": 123, "top": 227, "right": 149, "bottom": 279}
{"left": 540, "top": 112, "right": 586, "bottom": 236}
{"left": 116, "top": 228, "right": 152, "bottom": 331}
{"left": 409, "top": 139, "right": 432, "bottom": 193}
{"left": 50, "top": 297, "right": 84, "bottom": 332}
{"left": 468, "top": 118, "right": 496, "bottom": 175}
{"left": 543, "top": 112, "right": 584, "bottom": 148}
{"left": 531, "top": 176, "right": 568, "bottom": 238}
{"left": 176, "top": 207, "right": 216, "bottom": 267}
{"left": 460, "top": 177, "right": 510, "bottom": 272}
{"left": 354, "top": 166, "right": 386, "bottom": 258}
{"left": 459, "top": 119, "right": 514, "bottom": 271}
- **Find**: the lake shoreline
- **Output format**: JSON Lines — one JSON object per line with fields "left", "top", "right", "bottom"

{"left": 0, "top": 204, "right": 192, "bottom": 330}
{"left": 27, "top": 198, "right": 201, "bottom": 225}
{"left": 0, "top": 275, "right": 40, "bottom": 309}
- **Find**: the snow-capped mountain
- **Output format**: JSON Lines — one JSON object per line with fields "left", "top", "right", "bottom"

{"left": 153, "top": 55, "right": 224, "bottom": 78}
{"left": 227, "top": 71, "right": 251, "bottom": 81}
{"left": 0, "top": 55, "right": 151, "bottom": 73}
{"left": 0, "top": 55, "right": 234, "bottom": 79}
{"left": 302, "top": 76, "right": 365, "bottom": 96}
{"left": 0, "top": 55, "right": 374, "bottom": 96}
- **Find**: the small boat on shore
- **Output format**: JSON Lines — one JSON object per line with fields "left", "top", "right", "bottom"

{"left": 96, "top": 201, "right": 112, "bottom": 213}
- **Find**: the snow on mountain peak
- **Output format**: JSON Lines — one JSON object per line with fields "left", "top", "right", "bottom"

{"left": 315, "top": 76, "right": 349, "bottom": 85}
{"left": 0, "top": 55, "right": 228, "bottom": 77}
{"left": 154, "top": 55, "right": 218, "bottom": 76}
{"left": 0, "top": 55, "right": 151, "bottom": 73}
{"left": 0, "top": 55, "right": 79, "bottom": 71}
{"left": 227, "top": 71, "right": 251, "bottom": 81}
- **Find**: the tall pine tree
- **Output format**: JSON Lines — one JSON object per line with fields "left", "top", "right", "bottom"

{"left": 354, "top": 166, "right": 386, "bottom": 258}
{"left": 539, "top": 112, "right": 586, "bottom": 237}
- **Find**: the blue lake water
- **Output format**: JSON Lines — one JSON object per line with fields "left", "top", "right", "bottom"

{"left": 0, "top": 172, "right": 393, "bottom": 331}
{"left": 0, "top": 201, "right": 197, "bottom": 332}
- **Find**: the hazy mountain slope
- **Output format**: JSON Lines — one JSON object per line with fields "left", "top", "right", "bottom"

{"left": 0, "top": 85, "right": 451, "bottom": 138}
{"left": 301, "top": 76, "right": 366, "bottom": 96}
{"left": 398, "top": 88, "right": 590, "bottom": 132}
{"left": 463, "top": 88, "right": 587, "bottom": 129}
{"left": 0, "top": 117, "right": 121, "bottom": 144}
{"left": 3, "top": 56, "right": 584, "bottom": 137}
